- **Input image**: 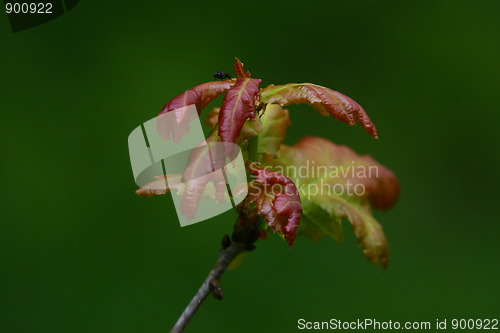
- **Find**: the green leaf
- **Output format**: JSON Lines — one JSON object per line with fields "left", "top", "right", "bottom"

{"left": 258, "top": 104, "right": 291, "bottom": 157}
{"left": 261, "top": 137, "right": 399, "bottom": 268}
{"left": 300, "top": 201, "right": 343, "bottom": 242}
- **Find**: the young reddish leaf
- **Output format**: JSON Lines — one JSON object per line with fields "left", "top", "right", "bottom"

{"left": 136, "top": 129, "right": 228, "bottom": 221}
{"left": 176, "top": 131, "right": 228, "bottom": 220}
{"left": 205, "top": 107, "right": 262, "bottom": 143}
{"left": 156, "top": 81, "right": 235, "bottom": 142}
{"left": 258, "top": 104, "right": 291, "bottom": 157}
{"left": 234, "top": 57, "right": 252, "bottom": 78}
{"left": 218, "top": 78, "right": 262, "bottom": 148}
{"left": 141, "top": 115, "right": 262, "bottom": 202}
{"left": 247, "top": 162, "right": 303, "bottom": 246}
{"left": 160, "top": 80, "right": 235, "bottom": 115}
{"left": 136, "top": 175, "right": 172, "bottom": 197}
{"left": 167, "top": 125, "right": 252, "bottom": 221}
{"left": 179, "top": 170, "right": 228, "bottom": 220}
{"left": 156, "top": 105, "right": 200, "bottom": 143}
{"left": 261, "top": 137, "right": 399, "bottom": 268}
{"left": 136, "top": 171, "right": 227, "bottom": 222}
{"left": 260, "top": 83, "right": 378, "bottom": 139}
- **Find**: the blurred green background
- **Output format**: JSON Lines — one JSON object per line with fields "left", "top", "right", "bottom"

{"left": 1, "top": 1, "right": 499, "bottom": 332}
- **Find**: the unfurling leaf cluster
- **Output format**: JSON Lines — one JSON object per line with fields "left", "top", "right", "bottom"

{"left": 137, "top": 58, "right": 399, "bottom": 268}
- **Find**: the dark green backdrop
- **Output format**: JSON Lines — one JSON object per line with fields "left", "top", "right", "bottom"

{"left": 1, "top": 1, "right": 498, "bottom": 332}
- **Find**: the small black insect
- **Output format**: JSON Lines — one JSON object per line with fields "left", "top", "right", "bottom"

{"left": 213, "top": 71, "right": 232, "bottom": 80}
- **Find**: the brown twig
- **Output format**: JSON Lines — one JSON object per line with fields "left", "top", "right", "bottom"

{"left": 169, "top": 240, "right": 246, "bottom": 333}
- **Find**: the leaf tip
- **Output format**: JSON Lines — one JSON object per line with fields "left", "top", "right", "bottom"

{"left": 234, "top": 57, "right": 252, "bottom": 78}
